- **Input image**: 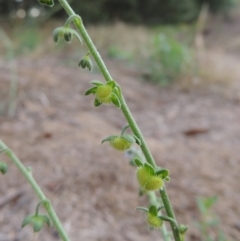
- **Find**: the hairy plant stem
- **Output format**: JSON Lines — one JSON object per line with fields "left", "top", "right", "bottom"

{"left": 57, "top": 1, "right": 182, "bottom": 240}
{"left": 0, "top": 140, "right": 71, "bottom": 241}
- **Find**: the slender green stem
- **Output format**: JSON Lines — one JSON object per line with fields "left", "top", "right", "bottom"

{"left": 56, "top": 1, "right": 183, "bottom": 240}
{"left": 0, "top": 140, "right": 71, "bottom": 241}
{"left": 160, "top": 188, "right": 181, "bottom": 241}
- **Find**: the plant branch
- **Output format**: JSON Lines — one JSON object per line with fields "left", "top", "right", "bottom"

{"left": 0, "top": 140, "right": 71, "bottom": 241}
{"left": 56, "top": 1, "right": 182, "bottom": 240}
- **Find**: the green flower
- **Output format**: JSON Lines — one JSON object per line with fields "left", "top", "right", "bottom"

{"left": 85, "top": 80, "right": 121, "bottom": 108}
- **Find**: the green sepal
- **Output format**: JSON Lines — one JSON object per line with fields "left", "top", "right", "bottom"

{"left": 121, "top": 134, "right": 135, "bottom": 144}
{"left": 38, "top": 0, "right": 54, "bottom": 7}
{"left": 148, "top": 205, "right": 158, "bottom": 216}
{"left": 165, "top": 176, "right": 170, "bottom": 182}
{"left": 107, "top": 80, "right": 116, "bottom": 88}
{"left": 136, "top": 206, "right": 149, "bottom": 213}
{"left": 143, "top": 163, "right": 155, "bottom": 175}
{"left": 178, "top": 224, "right": 188, "bottom": 234}
{"left": 84, "top": 87, "right": 97, "bottom": 96}
{"left": 101, "top": 135, "right": 118, "bottom": 144}
{"left": 33, "top": 218, "right": 43, "bottom": 232}
{"left": 133, "top": 158, "right": 143, "bottom": 167}
{"left": 85, "top": 58, "right": 93, "bottom": 71}
{"left": 63, "top": 32, "right": 72, "bottom": 42}
{"left": 0, "top": 161, "right": 8, "bottom": 174}
{"left": 90, "top": 80, "right": 104, "bottom": 86}
{"left": 155, "top": 169, "right": 170, "bottom": 179}
{"left": 42, "top": 215, "right": 51, "bottom": 227}
{"left": 133, "top": 135, "right": 141, "bottom": 145}
{"left": 21, "top": 214, "right": 34, "bottom": 228}
{"left": 71, "top": 29, "right": 82, "bottom": 43}
{"left": 94, "top": 98, "right": 102, "bottom": 107}
{"left": 79, "top": 59, "right": 87, "bottom": 68}
{"left": 111, "top": 93, "right": 121, "bottom": 108}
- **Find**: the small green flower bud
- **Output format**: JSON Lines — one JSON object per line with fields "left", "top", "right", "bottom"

{"left": 38, "top": 0, "right": 54, "bottom": 7}
{"left": 95, "top": 85, "right": 113, "bottom": 103}
{"left": 144, "top": 176, "right": 164, "bottom": 191}
{"left": 147, "top": 213, "right": 163, "bottom": 229}
{"left": 110, "top": 136, "right": 132, "bottom": 151}
{"left": 79, "top": 55, "right": 93, "bottom": 71}
{"left": 0, "top": 161, "right": 8, "bottom": 174}
{"left": 178, "top": 224, "right": 188, "bottom": 234}
{"left": 22, "top": 214, "right": 51, "bottom": 232}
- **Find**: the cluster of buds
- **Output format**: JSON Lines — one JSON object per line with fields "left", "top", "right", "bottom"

{"left": 22, "top": 200, "right": 51, "bottom": 232}
{"left": 53, "top": 26, "right": 82, "bottom": 43}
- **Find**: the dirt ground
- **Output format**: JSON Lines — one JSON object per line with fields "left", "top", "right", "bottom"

{"left": 1, "top": 17, "right": 240, "bottom": 241}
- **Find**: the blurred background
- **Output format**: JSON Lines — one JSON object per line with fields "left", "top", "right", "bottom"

{"left": 0, "top": 1, "right": 240, "bottom": 241}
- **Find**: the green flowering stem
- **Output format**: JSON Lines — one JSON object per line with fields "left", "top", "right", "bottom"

{"left": 56, "top": 1, "right": 182, "bottom": 240}
{"left": 57, "top": 0, "right": 112, "bottom": 83}
{"left": 0, "top": 140, "right": 71, "bottom": 241}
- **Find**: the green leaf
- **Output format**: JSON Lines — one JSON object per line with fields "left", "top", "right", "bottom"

{"left": 101, "top": 135, "right": 118, "bottom": 144}
{"left": 143, "top": 163, "right": 155, "bottom": 175}
{"left": 91, "top": 80, "right": 103, "bottom": 86}
{"left": 111, "top": 93, "right": 121, "bottom": 108}
{"left": 155, "top": 169, "right": 170, "bottom": 179}
{"left": 38, "top": 0, "right": 54, "bottom": 7}
{"left": 133, "top": 158, "right": 143, "bottom": 167}
{"left": 21, "top": 214, "right": 34, "bottom": 228}
{"left": 84, "top": 87, "right": 97, "bottom": 96}
{"left": 148, "top": 205, "right": 158, "bottom": 216}
{"left": 94, "top": 98, "right": 102, "bottom": 107}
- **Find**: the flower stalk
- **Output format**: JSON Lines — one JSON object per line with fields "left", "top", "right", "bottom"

{"left": 55, "top": 0, "right": 183, "bottom": 240}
